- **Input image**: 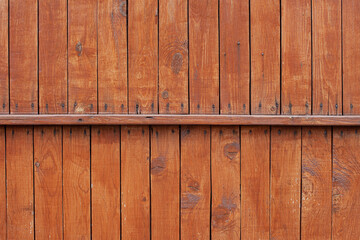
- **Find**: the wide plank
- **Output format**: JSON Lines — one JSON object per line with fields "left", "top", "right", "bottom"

{"left": 0, "top": 127, "right": 5, "bottom": 238}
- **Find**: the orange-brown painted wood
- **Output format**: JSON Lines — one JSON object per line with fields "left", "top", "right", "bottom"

{"left": 128, "top": 0, "right": 158, "bottom": 114}
{"left": 91, "top": 126, "right": 121, "bottom": 239}
{"left": 63, "top": 126, "right": 91, "bottom": 239}
{"left": 159, "top": 0, "right": 188, "bottom": 114}
{"left": 211, "top": 126, "right": 240, "bottom": 239}
{"left": 68, "top": 0, "right": 97, "bottom": 114}
{"left": 270, "top": 127, "right": 301, "bottom": 239}
{"left": 301, "top": 127, "right": 332, "bottom": 239}
{"left": 121, "top": 126, "right": 150, "bottom": 239}
{"left": 241, "top": 126, "right": 270, "bottom": 239}
{"left": 34, "top": 126, "right": 63, "bottom": 239}
{"left": 39, "top": 0, "right": 67, "bottom": 114}
{"left": 10, "top": 0, "right": 38, "bottom": 114}
{"left": 0, "top": 0, "right": 8, "bottom": 114}
{"left": 181, "top": 126, "right": 211, "bottom": 239}
{"left": 98, "top": 0, "right": 127, "bottom": 114}
{"left": 0, "top": 127, "right": 5, "bottom": 238}
{"left": 151, "top": 126, "right": 180, "bottom": 239}
{"left": 6, "top": 127, "right": 34, "bottom": 239}
{"left": 220, "top": 0, "right": 249, "bottom": 114}
{"left": 189, "top": 0, "right": 219, "bottom": 114}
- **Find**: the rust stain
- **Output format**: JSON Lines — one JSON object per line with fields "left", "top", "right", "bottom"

{"left": 223, "top": 142, "right": 240, "bottom": 160}
{"left": 151, "top": 156, "right": 167, "bottom": 175}
{"left": 181, "top": 193, "right": 201, "bottom": 209}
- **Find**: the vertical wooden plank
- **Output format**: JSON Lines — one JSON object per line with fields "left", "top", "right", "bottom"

{"left": 251, "top": 0, "right": 280, "bottom": 115}
{"left": 312, "top": 0, "right": 342, "bottom": 115}
{"left": 6, "top": 127, "right": 34, "bottom": 239}
{"left": 220, "top": 0, "right": 249, "bottom": 114}
{"left": 39, "top": 0, "right": 67, "bottom": 114}
{"left": 68, "top": 0, "right": 97, "bottom": 114}
{"left": 63, "top": 126, "right": 90, "bottom": 239}
{"left": 301, "top": 127, "right": 331, "bottom": 239}
{"left": 343, "top": 0, "right": 360, "bottom": 114}
{"left": 181, "top": 126, "right": 210, "bottom": 239}
{"left": 128, "top": 0, "right": 158, "bottom": 114}
{"left": 121, "top": 126, "right": 150, "bottom": 239}
{"left": 241, "top": 126, "right": 270, "bottom": 239}
{"left": 159, "top": 0, "right": 188, "bottom": 114}
{"left": 98, "top": 0, "right": 127, "bottom": 114}
{"left": 333, "top": 127, "right": 360, "bottom": 238}
{"left": 281, "top": 0, "right": 311, "bottom": 115}
{"left": 0, "top": 127, "right": 5, "bottom": 238}
{"left": 211, "top": 126, "right": 240, "bottom": 239}
{"left": 0, "top": 0, "right": 8, "bottom": 113}
{"left": 34, "top": 126, "right": 63, "bottom": 239}
{"left": 189, "top": 0, "right": 219, "bottom": 114}
{"left": 91, "top": 126, "right": 121, "bottom": 239}
{"left": 10, "top": 0, "right": 38, "bottom": 114}
{"left": 151, "top": 126, "right": 180, "bottom": 239}
{"left": 270, "top": 127, "right": 301, "bottom": 239}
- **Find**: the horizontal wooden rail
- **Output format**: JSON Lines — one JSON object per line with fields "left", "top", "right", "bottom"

{"left": 0, "top": 114, "right": 360, "bottom": 126}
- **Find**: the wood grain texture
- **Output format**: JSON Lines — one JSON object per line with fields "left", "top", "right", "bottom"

{"left": 301, "top": 127, "right": 331, "bottom": 239}
{"left": 159, "top": 0, "right": 188, "bottom": 114}
{"left": 270, "top": 127, "right": 301, "bottom": 239}
{"left": 68, "top": 0, "right": 97, "bottom": 114}
{"left": 189, "top": 0, "right": 219, "bottom": 114}
{"left": 0, "top": 127, "right": 5, "bottom": 238}
{"left": 343, "top": 0, "right": 360, "bottom": 114}
{"left": 98, "top": 0, "right": 127, "bottom": 114}
{"left": 39, "top": 0, "right": 67, "bottom": 114}
{"left": 63, "top": 126, "right": 91, "bottom": 239}
{"left": 312, "top": 0, "right": 342, "bottom": 115}
{"left": 151, "top": 126, "right": 180, "bottom": 239}
{"left": 251, "top": 0, "right": 280, "bottom": 114}
{"left": 121, "top": 126, "right": 150, "bottom": 239}
{"left": 6, "top": 127, "right": 34, "bottom": 239}
{"left": 128, "top": 0, "right": 158, "bottom": 114}
{"left": 0, "top": 0, "right": 8, "bottom": 113}
{"left": 281, "top": 0, "right": 311, "bottom": 115}
{"left": 34, "top": 126, "right": 63, "bottom": 239}
{"left": 211, "top": 126, "right": 240, "bottom": 239}
{"left": 181, "top": 126, "right": 210, "bottom": 239}
{"left": 332, "top": 127, "right": 360, "bottom": 238}
{"left": 241, "top": 126, "right": 270, "bottom": 239}
{"left": 10, "top": 0, "right": 38, "bottom": 114}
{"left": 91, "top": 126, "right": 121, "bottom": 239}
{"left": 220, "top": 0, "right": 249, "bottom": 114}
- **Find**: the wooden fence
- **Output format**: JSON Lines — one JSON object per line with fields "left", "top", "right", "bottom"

{"left": 1, "top": 0, "right": 360, "bottom": 239}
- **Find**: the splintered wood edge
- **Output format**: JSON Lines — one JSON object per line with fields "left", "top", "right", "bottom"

{"left": 1, "top": 114, "right": 360, "bottom": 126}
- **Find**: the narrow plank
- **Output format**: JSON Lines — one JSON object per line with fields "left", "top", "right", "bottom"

{"left": 159, "top": 0, "right": 188, "bottom": 114}
{"left": 151, "top": 126, "right": 180, "bottom": 239}
{"left": 34, "top": 126, "right": 63, "bottom": 239}
{"left": 0, "top": 127, "right": 5, "bottom": 238}
{"left": 68, "top": 0, "right": 97, "bottom": 113}
{"left": 181, "top": 126, "right": 211, "bottom": 238}
{"left": 128, "top": 0, "right": 158, "bottom": 114}
{"left": 251, "top": 0, "right": 280, "bottom": 114}
{"left": 6, "top": 127, "right": 34, "bottom": 239}
{"left": 343, "top": 0, "right": 360, "bottom": 114}
{"left": 333, "top": 127, "right": 360, "bottom": 238}
{"left": 241, "top": 126, "right": 270, "bottom": 239}
{"left": 10, "top": 0, "right": 38, "bottom": 113}
{"left": 312, "top": 0, "right": 342, "bottom": 115}
{"left": 98, "top": 0, "right": 127, "bottom": 114}
{"left": 270, "top": 127, "right": 301, "bottom": 239}
{"left": 220, "top": 0, "right": 249, "bottom": 114}
{"left": 301, "top": 127, "right": 331, "bottom": 239}
{"left": 0, "top": 0, "right": 8, "bottom": 113}
{"left": 189, "top": 0, "right": 219, "bottom": 114}
{"left": 91, "top": 126, "right": 121, "bottom": 239}
{"left": 211, "top": 126, "right": 240, "bottom": 239}
{"left": 39, "top": 0, "right": 67, "bottom": 114}
{"left": 63, "top": 126, "right": 90, "bottom": 239}
{"left": 121, "top": 126, "right": 150, "bottom": 239}
{"left": 281, "top": 0, "right": 311, "bottom": 114}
